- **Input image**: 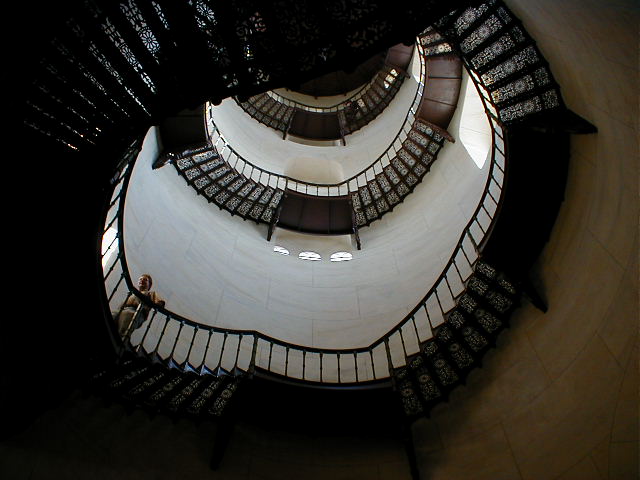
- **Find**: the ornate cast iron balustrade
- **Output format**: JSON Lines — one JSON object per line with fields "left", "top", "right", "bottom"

{"left": 170, "top": 41, "right": 462, "bottom": 232}
{"left": 93, "top": 0, "right": 588, "bottom": 390}
{"left": 235, "top": 63, "right": 407, "bottom": 142}
{"left": 101, "top": 46, "right": 507, "bottom": 386}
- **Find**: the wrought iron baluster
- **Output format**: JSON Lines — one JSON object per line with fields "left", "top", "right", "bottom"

{"left": 353, "top": 352, "right": 358, "bottom": 383}
{"left": 151, "top": 314, "right": 171, "bottom": 356}
{"left": 233, "top": 333, "right": 242, "bottom": 371}
{"left": 182, "top": 325, "right": 198, "bottom": 369}
{"left": 216, "top": 332, "right": 228, "bottom": 372}
{"left": 302, "top": 350, "right": 306, "bottom": 380}
{"left": 168, "top": 320, "right": 184, "bottom": 361}
{"left": 399, "top": 329, "right": 408, "bottom": 359}
{"left": 384, "top": 339, "right": 393, "bottom": 376}
{"left": 135, "top": 309, "right": 157, "bottom": 354}
{"left": 285, "top": 346, "right": 289, "bottom": 377}
{"left": 105, "top": 254, "right": 123, "bottom": 285}
{"left": 199, "top": 329, "right": 214, "bottom": 371}
{"left": 369, "top": 349, "right": 376, "bottom": 380}
{"left": 249, "top": 335, "right": 258, "bottom": 375}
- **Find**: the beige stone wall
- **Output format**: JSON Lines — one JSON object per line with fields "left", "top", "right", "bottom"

{"left": 411, "top": 0, "right": 639, "bottom": 478}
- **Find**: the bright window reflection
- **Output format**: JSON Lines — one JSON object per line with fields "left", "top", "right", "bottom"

{"left": 101, "top": 227, "right": 118, "bottom": 267}
{"left": 330, "top": 251, "right": 353, "bottom": 262}
{"left": 273, "top": 245, "right": 290, "bottom": 255}
{"left": 299, "top": 251, "right": 321, "bottom": 261}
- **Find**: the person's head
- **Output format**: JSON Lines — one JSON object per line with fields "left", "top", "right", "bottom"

{"left": 138, "top": 274, "right": 152, "bottom": 291}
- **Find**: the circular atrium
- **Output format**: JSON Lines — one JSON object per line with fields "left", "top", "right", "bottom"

{"left": 115, "top": 40, "right": 495, "bottom": 375}
{"left": 14, "top": 1, "right": 637, "bottom": 479}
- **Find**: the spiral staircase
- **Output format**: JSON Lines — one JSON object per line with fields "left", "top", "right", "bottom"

{"left": 18, "top": 0, "right": 598, "bottom": 478}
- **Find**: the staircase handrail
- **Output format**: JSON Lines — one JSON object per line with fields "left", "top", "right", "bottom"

{"left": 203, "top": 42, "right": 429, "bottom": 198}
{"left": 101, "top": 52, "right": 508, "bottom": 384}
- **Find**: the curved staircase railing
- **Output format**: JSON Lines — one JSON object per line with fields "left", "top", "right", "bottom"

{"left": 170, "top": 41, "right": 463, "bottom": 231}
{"left": 235, "top": 63, "right": 406, "bottom": 141}
{"left": 101, "top": 47, "right": 506, "bottom": 386}
{"left": 94, "top": 0, "right": 584, "bottom": 392}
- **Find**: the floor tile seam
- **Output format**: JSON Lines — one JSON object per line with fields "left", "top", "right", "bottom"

{"left": 499, "top": 420, "right": 525, "bottom": 480}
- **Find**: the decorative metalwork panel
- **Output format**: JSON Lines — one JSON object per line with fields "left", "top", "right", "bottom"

{"left": 359, "top": 186, "right": 372, "bottom": 206}
{"left": 225, "top": 196, "right": 241, "bottom": 211}
{"left": 228, "top": 178, "right": 246, "bottom": 193}
{"left": 409, "top": 130, "right": 429, "bottom": 147}
{"left": 473, "top": 308, "right": 502, "bottom": 333}
{"left": 449, "top": 343, "right": 474, "bottom": 369}
{"left": 259, "top": 187, "right": 274, "bottom": 204}
{"left": 269, "top": 190, "right": 283, "bottom": 207}
{"left": 453, "top": 3, "right": 491, "bottom": 36}
{"left": 204, "top": 184, "right": 221, "bottom": 198}
{"left": 238, "top": 182, "right": 255, "bottom": 197}
{"left": 385, "top": 165, "right": 401, "bottom": 185}
{"left": 185, "top": 167, "right": 201, "bottom": 180}
{"left": 458, "top": 293, "right": 479, "bottom": 314}
{"left": 491, "top": 74, "right": 537, "bottom": 105}
{"left": 199, "top": 158, "right": 224, "bottom": 172}
{"left": 460, "top": 15, "right": 502, "bottom": 54}
{"left": 375, "top": 173, "right": 391, "bottom": 193}
{"left": 432, "top": 354, "right": 459, "bottom": 385}
{"left": 484, "top": 290, "right": 512, "bottom": 313}
{"left": 250, "top": 204, "right": 265, "bottom": 219}
{"left": 470, "top": 33, "right": 516, "bottom": 70}
{"left": 480, "top": 45, "right": 539, "bottom": 87}
{"left": 369, "top": 180, "right": 382, "bottom": 200}
{"left": 399, "top": 148, "right": 417, "bottom": 168}
{"left": 120, "top": 0, "right": 161, "bottom": 59}
{"left": 215, "top": 191, "right": 230, "bottom": 204}
{"left": 387, "top": 191, "right": 400, "bottom": 205}
{"left": 415, "top": 121, "right": 434, "bottom": 136}
{"left": 248, "top": 185, "right": 264, "bottom": 201}
{"left": 109, "top": 366, "right": 148, "bottom": 389}
{"left": 218, "top": 172, "right": 238, "bottom": 187}
{"left": 405, "top": 173, "right": 418, "bottom": 186}
{"left": 468, "top": 276, "right": 489, "bottom": 296}
{"left": 392, "top": 158, "right": 409, "bottom": 176}
{"left": 237, "top": 201, "right": 252, "bottom": 215}
{"left": 209, "top": 382, "right": 238, "bottom": 417}
{"left": 405, "top": 140, "right": 423, "bottom": 157}
{"left": 186, "top": 378, "right": 224, "bottom": 415}
{"left": 102, "top": 18, "right": 157, "bottom": 93}
{"left": 399, "top": 378, "right": 423, "bottom": 415}
{"left": 365, "top": 205, "right": 377, "bottom": 220}
{"left": 261, "top": 207, "right": 273, "bottom": 222}
{"left": 194, "top": 176, "right": 211, "bottom": 189}
{"left": 448, "top": 310, "right": 466, "bottom": 329}
{"left": 126, "top": 372, "right": 165, "bottom": 398}
{"left": 351, "top": 192, "right": 361, "bottom": 210}
{"left": 193, "top": 151, "right": 217, "bottom": 163}
{"left": 376, "top": 198, "right": 389, "bottom": 212}
{"left": 166, "top": 378, "right": 204, "bottom": 411}
{"left": 461, "top": 325, "right": 488, "bottom": 351}
{"left": 209, "top": 165, "right": 230, "bottom": 179}
{"left": 476, "top": 261, "right": 497, "bottom": 279}
{"left": 176, "top": 158, "right": 194, "bottom": 170}
{"left": 147, "top": 375, "right": 182, "bottom": 403}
